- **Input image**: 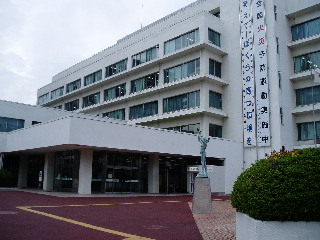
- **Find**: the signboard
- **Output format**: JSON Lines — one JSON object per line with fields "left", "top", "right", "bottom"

{"left": 240, "top": 0, "right": 271, "bottom": 147}
{"left": 187, "top": 166, "right": 214, "bottom": 173}
{"left": 240, "top": 0, "right": 256, "bottom": 147}
{"left": 252, "top": 0, "right": 270, "bottom": 146}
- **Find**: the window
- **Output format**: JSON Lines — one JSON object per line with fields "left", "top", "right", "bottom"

{"left": 163, "top": 91, "right": 200, "bottom": 113}
{"left": 209, "top": 7, "right": 220, "bottom": 18}
{"left": 209, "top": 124, "right": 222, "bottom": 138}
{"left": 51, "top": 86, "right": 64, "bottom": 100}
{"left": 105, "top": 59, "right": 128, "bottom": 78}
{"left": 208, "top": 29, "right": 221, "bottom": 47}
{"left": 0, "top": 117, "right": 25, "bottom": 132}
{"left": 164, "top": 29, "right": 200, "bottom": 55}
{"left": 294, "top": 51, "right": 320, "bottom": 73}
{"left": 66, "top": 79, "right": 81, "bottom": 93}
{"left": 280, "top": 107, "right": 284, "bottom": 125}
{"left": 164, "top": 59, "right": 200, "bottom": 84}
{"left": 103, "top": 109, "right": 125, "bottom": 120}
{"left": 83, "top": 92, "right": 100, "bottom": 108}
{"left": 291, "top": 18, "right": 320, "bottom": 41}
{"left": 37, "top": 93, "right": 49, "bottom": 105}
{"left": 297, "top": 121, "right": 320, "bottom": 141}
{"left": 209, "top": 59, "right": 222, "bottom": 78}
{"left": 166, "top": 123, "right": 200, "bottom": 134}
{"left": 274, "top": 5, "right": 277, "bottom": 21}
{"left": 276, "top": 37, "right": 279, "bottom": 54}
{"left": 84, "top": 70, "right": 102, "bottom": 86}
{"left": 132, "top": 46, "right": 158, "bottom": 67}
{"left": 131, "top": 72, "right": 159, "bottom": 93}
{"left": 278, "top": 71, "right": 282, "bottom": 89}
{"left": 65, "top": 99, "right": 80, "bottom": 111}
{"left": 209, "top": 91, "right": 222, "bottom": 109}
{"left": 104, "top": 83, "right": 126, "bottom": 101}
{"left": 296, "top": 86, "right": 320, "bottom": 106}
{"left": 129, "top": 101, "right": 158, "bottom": 120}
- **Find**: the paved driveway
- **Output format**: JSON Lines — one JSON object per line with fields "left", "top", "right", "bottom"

{"left": 0, "top": 190, "right": 235, "bottom": 240}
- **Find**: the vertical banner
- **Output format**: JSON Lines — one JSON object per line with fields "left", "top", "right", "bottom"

{"left": 252, "top": 0, "right": 270, "bottom": 146}
{"left": 240, "top": 0, "right": 256, "bottom": 147}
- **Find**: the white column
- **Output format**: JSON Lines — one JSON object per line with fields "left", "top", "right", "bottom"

{"left": 43, "top": 152, "right": 55, "bottom": 191}
{"left": 78, "top": 149, "right": 93, "bottom": 194}
{"left": 17, "top": 155, "right": 28, "bottom": 188}
{"left": 148, "top": 154, "right": 159, "bottom": 193}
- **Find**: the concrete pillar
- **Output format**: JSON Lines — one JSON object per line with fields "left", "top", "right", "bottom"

{"left": 17, "top": 155, "right": 28, "bottom": 188}
{"left": 148, "top": 154, "right": 159, "bottom": 193}
{"left": 78, "top": 149, "right": 93, "bottom": 194}
{"left": 43, "top": 152, "right": 55, "bottom": 191}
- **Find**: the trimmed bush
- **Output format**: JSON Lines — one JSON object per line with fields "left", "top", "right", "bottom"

{"left": 231, "top": 148, "right": 320, "bottom": 221}
{"left": 0, "top": 169, "right": 14, "bottom": 187}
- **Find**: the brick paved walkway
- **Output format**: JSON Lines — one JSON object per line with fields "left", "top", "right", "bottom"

{"left": 190, "top": 200, "right": 236, "bottom": 240}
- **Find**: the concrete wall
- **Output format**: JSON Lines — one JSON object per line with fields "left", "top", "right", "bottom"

{"left": 236, "top": 212, "right": 320, "bottom": 240}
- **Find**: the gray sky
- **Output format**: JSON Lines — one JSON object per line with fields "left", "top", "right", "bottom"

{"left": 0, "top": 0, "right": 196, "bottom": 105}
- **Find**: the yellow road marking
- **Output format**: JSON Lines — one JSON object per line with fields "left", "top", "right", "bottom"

{"left": 17, "top": 206, "right": 155, "bottom": 240}
{"left": 16, "top": 200, "right": 182, "bottom": 240}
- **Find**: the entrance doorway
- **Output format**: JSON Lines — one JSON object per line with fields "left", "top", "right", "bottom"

{"left": 27, "top": 155, "right": 44, "bottom": 188}
{"left": 92, "top": 151, "right": 148, "bottom": 193}
{"left": 53, "top": 151, "right": 80, "bottom": 192}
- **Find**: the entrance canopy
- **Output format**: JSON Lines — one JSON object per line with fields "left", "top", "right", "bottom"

{"left": 0, "top": 115, "right": 243, "bottom": 193}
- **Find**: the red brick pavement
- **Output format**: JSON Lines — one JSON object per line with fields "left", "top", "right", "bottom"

{"left": 191, "top": 200, "right": 236, "bottom": 240}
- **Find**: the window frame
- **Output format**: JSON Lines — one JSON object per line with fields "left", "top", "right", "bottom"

{"left": 163, "top": 90, "right": 200, "bottom": 113}
{"left": 105, "top": 59, "right": 128, "bottom": 78}
{"left": 66, "top": 79, "right": 81, "bottom": 94}
{"left": 84, "top": 70, "right": 102, "bottom": 87}
{"left": 164, "top": 29, "right": 200, "bottom": 55}
{"left": 208, "top": 28, "right": 221, "bottom": 47}
{"left": 82, "top": 92, "right": 101, "bottom": 108}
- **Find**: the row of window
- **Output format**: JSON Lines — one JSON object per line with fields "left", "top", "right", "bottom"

{"left": 65, "top": 90, "right": 221, "bottom": 119}
{"left": 57, "top": 57, "right": 222, "bottom": 111}
{"left": 291, "top": 17, "right": 320, "bottom": 41}
{"left": 164, "top": 123, "right": 222, "bottom": 138}
{"left": 38, "top": 28, "right": 221, "bottom": 105}
{"left": 164, "top": 59, "right": 201, "bottom": 84}
{"left": 294, "top": 51, "right": 320, "bottom": 73}
{"left": 296, "top": 86, "right": 320, "bottom": 106}
{"left": 0, "top": 117, "right": 25, "bottom": 132}
{"left": 297, "top": 121, "right": 320, "bottom": 141}
{"left": 163, "top": 91, "right": 200, "bottom": 113}
{"left": 164, "top": 29, "right": 200, "bottom": 55}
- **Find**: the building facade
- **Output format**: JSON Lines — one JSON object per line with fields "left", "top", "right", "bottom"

{"left": 0, "top": 100, "right": 242, "bottom": 194}
{"left": 1, "top": 0, "right": 319, "bottom": 195}
{"left": 37, "top": 0, "right": 320, "bottom": 169}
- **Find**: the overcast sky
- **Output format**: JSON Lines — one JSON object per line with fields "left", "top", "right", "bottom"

{"left": 0, "top": 0, "right": 196, "bottom": 105}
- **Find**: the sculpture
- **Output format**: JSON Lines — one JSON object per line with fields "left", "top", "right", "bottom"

{"left": 197, "top": 130, "right": 210, "bottom": 178}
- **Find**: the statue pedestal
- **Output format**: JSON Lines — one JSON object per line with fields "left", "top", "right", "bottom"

{"left": 192, "top": 177, "right": 212, "bottom": 214}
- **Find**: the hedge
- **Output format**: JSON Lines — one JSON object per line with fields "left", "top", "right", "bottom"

{"left": 231, "top": 148, "right": 320, "bottom": 221}
{"left": 0, "top": 169, "right": 14, "bottom": 187}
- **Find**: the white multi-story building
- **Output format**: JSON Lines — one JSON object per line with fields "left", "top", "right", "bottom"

{"left": 1, "top": 0, "right": 319, "bottom": 195}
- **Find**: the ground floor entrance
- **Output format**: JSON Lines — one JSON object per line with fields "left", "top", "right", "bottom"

{"left": 3, "top": 149, "right": 225, "bottom": 194}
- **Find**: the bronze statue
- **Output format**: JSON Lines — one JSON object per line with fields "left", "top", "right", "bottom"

{"left": 197, "top": 130, "right": 210, "bottom": 178}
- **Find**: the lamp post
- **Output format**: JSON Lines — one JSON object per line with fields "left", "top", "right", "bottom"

{"left": 307, "top": 60, "right": 318, "bottom": 148}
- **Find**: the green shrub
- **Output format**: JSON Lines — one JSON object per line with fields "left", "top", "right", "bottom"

{"left": 231, "top": 148, "right": 320, "bottom": 221}
{"left": 0, "top": 169, "right": 14, "bottom": 187}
